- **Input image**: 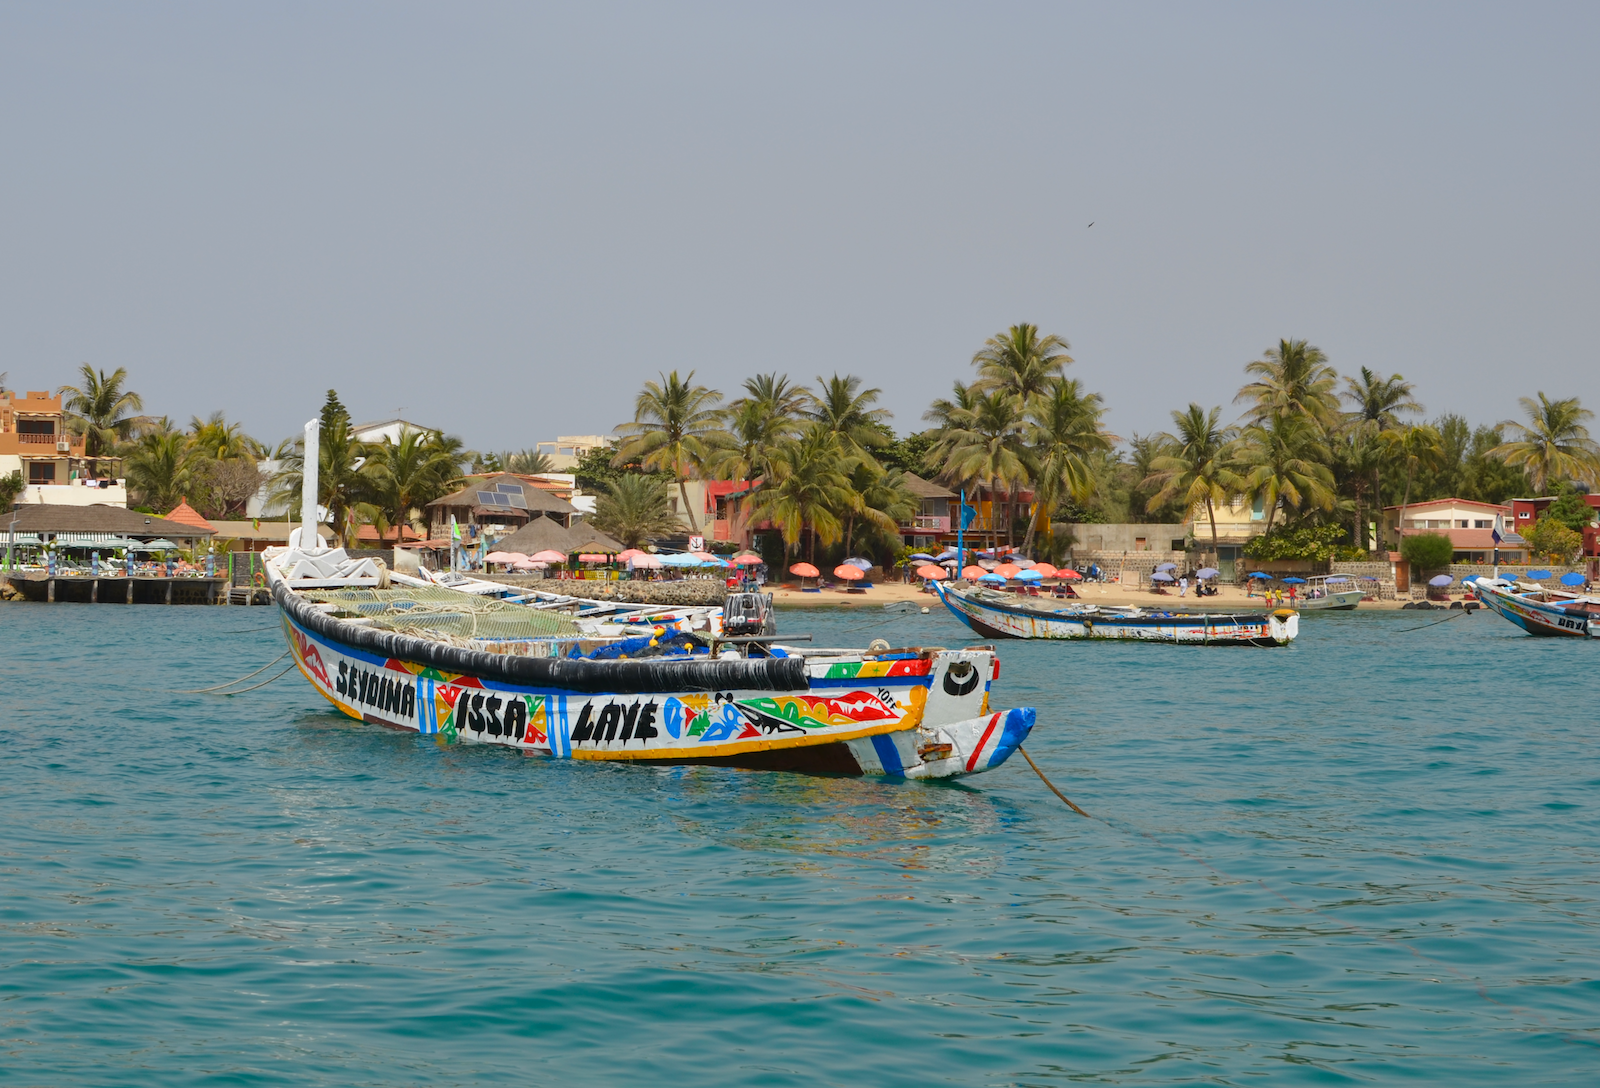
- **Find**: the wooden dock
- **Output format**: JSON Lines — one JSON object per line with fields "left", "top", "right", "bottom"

{"left": 3, "top": 574, "right": 232, "bottom": 605}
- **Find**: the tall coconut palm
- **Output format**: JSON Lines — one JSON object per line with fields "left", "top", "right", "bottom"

{"left": 1342, "top": 367, "right": 1422, "bottom": 551}
{"left": 1232, "top": 413, "right": 1336, "bottom": 534}
{"left": 124, "top": 420, "right": 190, "bottom": 512}
{"left": 738, "top": 373, "right": 811, "bottom": 421}
{"left": 1021, "top": 378, "right": 1116, "bottom": 556}
{"left": 1142, "top": 404, "right": 1239, "bottom": 556}
{"left": 1380, "top": 423, "right": 1445, "bottom": 543}
{"left": 840, "top": 456, "right": 917, "bottom": 559}
{"left": 56, "top": 365, "right": 147, "bottom": 460}
{"left": 972, "top": 324, "right": 1072, "bottom": 404}
{"left": 748, "top": 423, "right": 855, "bottom": 565}
{"left": 806, "top": 374, "right": 892, "bottom": 456}
{"left": 614, "top": 371, "right": 725, "bottom": 533}
{"left": 591, "top": 474, "right": 684, "bottom": 549}
{"left": 1236, "top": 339, "right": 1340, "bottom": 431}
{"left": 368, "top": 430, "right": 465, "bottom": 541}
{"left": 931, "top": 389, "right": 1029, "bottom": 546}
{"left": 713, "top": 391, "right": 797, "bottom": 483}
{"left": 1491, "top": 393, "right": 1600, "bottom": 492}
{"left": 503, "top": 449, "right": 556, "bottom": 475}
{"left": 187, "top": 412, "right": 254, "bottom": 462}
{"left": 923, "top": 380, "right": 976, "bottom": 432}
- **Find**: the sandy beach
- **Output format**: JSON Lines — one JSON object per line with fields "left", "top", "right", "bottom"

{"left": 771, "top": 580, "right": 1421, "bottom": 611}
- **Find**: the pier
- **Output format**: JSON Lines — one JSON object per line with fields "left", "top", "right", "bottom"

{"left": 4, "top": 573, "right": 229, "bottom": 605}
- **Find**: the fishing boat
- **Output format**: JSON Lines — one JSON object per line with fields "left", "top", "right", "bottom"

{"left": 1470, "top": 577, "right": 1599, "bottom": 638}
{"left": 262, "top": 420, "right": 1036, "bottom": 780}
{"left": 933, "top": 581, "right": 1298, "bottom": 646}
{"left": 1293, "top": 575, "right": 1367, "bottom": 611}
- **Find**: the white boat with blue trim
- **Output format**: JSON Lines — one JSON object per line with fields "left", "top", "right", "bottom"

{"left": 1471, "top": 577, "right": 1599, "bottom": 638}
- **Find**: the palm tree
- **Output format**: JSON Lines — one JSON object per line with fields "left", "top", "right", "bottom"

{"left": 1236, "top": 339, "right": 1340, "bottom": 431}
{"left": 56, "top": 365, "right": 147, "bottom": 461}
{"left": 124, "top": 420, "right": 190, "bottom": 512}
{"left": 806, "top": 374, "right": 892, "bottom": 456}
{"left": 1342, "top": 367, "right": 1422, "bottom": 551}
{"left": 713, "top": 390, "right": 797, "bottom": 483}
{"left": 738, "top": 373, "right": 811, "bottom": 420}
{"left": 591, "top": 474, "right": 683, "bottom": 549}
{"left": 614, "top": 371, "right": 725, "bottom": 533}
{"left": 187, "top": 412, "right": 254, "bottom": 462}
{"left": 972, "top": 324, "right": 1073, "bottom": 404}
{"left": 923, "top": 380, "right": 976, "bottom": 432}
{"left": 1021, "top": 378, "right": 1116, "bottom": 556}
{"left": 1381, "top": 424, "right": 1444, "bottom": 543}
{"left": 503, "top": 449, "right": 556, "bottom": 475}
{"left": 1142, "top": 404, "right": 1238, "bottom": 557}
{"left": 931, "top": 389, "right": 1029, "bottom": 547}
{"left": 840, "top": 457, "right": 916, "bottom": 559}
{"left": 368, "top": 430, "right": 464, "bottom": 541}
{"left": 1232, "top": 413, "right": 1336, "bottom": 534}
{"left": 748, "top": 424, "right": 855, "bottom": 565}
{"left": 1491, "top": 393, "right": 1600, "bottom": 492}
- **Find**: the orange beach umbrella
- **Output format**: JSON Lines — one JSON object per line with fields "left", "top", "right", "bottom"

{"left": 833, "top": 564, "right": 864, "bottom": 581}
{"left": 961, "top": 565, "right": 986, "bottom": 579}
{"left": 789, "top": 562, "right": 819, "bottom": 578}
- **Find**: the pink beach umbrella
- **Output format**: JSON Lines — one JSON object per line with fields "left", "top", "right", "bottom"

{"left": 629, "top": 554, "right": 663, "bottom": 569}
{"left": 530, "top": 550, "right": 567, "bottom": 563}
{"left": 616, "top": 548, "right": 645, "bottom": 561}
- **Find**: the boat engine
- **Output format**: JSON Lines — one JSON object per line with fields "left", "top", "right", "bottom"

{"left": 722, "top": 591, "right": 776, "bottom": 637}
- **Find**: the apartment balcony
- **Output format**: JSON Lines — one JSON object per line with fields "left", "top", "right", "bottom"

{"left": 18, "top": 431, "right": 65, "bottom": 446}
{"left": 898, "top": 515, "right": 951, "bottom": 533}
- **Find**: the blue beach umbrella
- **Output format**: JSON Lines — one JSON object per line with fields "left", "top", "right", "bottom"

{"left": 843, "top": 557, "right": 873, "bottom": 570}
{"left": 1195, "top": 567, "right": 1219, "bottom": 579}
{"left": 1150, "top": 571, "right": 1174, "bottom": 582}
{"left": 934, "top": 549, "right": 960, "bottom": 561}
{"left": 978, "top": 572, "right": 1007, "bottom": 584}
{"left": 1015, "top": 568, "right": 1044, "bottom": 581}
{"left": 1281, "top": 577, "right": 1306, "bottom": 584}
{"left": 1155, "top": 562, "right": 1178, "bottom": 571}
{"left": 1247, "top": 572, "right": 1270, "bottom": 579}
{"left": 1429, "top": 574, "right": 1453, "bottom": 587}
{"left": 908, "top": 553, "right": 935, "bottom": 562}
{"left": 1560, "top": 572, "right": 1585, "bottom": 586}
{"left": 1527, "top": 570, "right": 1553, "bottom": 580}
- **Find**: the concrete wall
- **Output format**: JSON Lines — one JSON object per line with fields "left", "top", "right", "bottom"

{"left": 1063, "top": 523, "right": 1189, "bottom": 554}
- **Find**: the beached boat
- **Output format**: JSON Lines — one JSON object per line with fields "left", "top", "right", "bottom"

{"left": 1292, "top": 575, "right": 1366, "bottom": 611}
{"left": 1470, "top": 577, "right": 1599, "bottom": 638}
{"left": 933, "top": 581, "right": 1298, "bottom": 645}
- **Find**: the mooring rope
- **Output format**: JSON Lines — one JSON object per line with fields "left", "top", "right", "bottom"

{"left": 169, "top": 650, "right": 290, "bottom": 693}
{"left": 208, "top": 662, "right": 299, "bottom": 694}
{"left": 1393, "top": 608, "right": 1472, "bottom": 634}
{"left": 1017, "top": 744, "right": 1091, "bottom": 817}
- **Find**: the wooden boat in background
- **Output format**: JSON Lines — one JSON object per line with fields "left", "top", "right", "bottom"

{"left": 1293, "top": 575, "right": 1366, "bottom": 610}
{"left": 934, "top": 582, "right": 1298, "bottom": 646}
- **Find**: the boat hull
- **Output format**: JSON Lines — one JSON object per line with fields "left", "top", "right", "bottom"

{"left": 1293, "top": 589, "right": 1365, "bottom": 610}
{"left": 272, "top": 575, "right": 1035, "bottom": 779}
{"left": 1473, "top": 580, "right": 1599, "bottom": 638}
{"left": 935, "top": 583, "right": 1297, "bottom": 645}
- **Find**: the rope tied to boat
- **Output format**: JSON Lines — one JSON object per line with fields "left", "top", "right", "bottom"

{"left": 1394, "top": 608, "right": 1473, "bottom": 634}
{"left": 168, "top": 650, "right": 292, "bottom": 693}
{"left": 1017, "top": 744, "right": 1091, "bottom": 818}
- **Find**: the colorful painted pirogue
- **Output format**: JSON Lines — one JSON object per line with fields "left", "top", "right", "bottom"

{"left": 265, "top": 549, "right": 1035, "bottom": 779}
{"left": 1471, "top": 577, "right": 1599, "bottom": 638}
{"left": 933, "top": 582, "right": 1299, "bottom": 646}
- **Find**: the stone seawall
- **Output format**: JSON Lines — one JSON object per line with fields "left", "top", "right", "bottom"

{"left": 475, "top": 575, "right": 728, "bottom": 607}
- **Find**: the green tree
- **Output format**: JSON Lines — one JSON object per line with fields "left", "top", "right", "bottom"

{"left": 1022, "top": 379, "right": 1116, "bottom": 555}
{"left": 369, "top": 430, "right": 465, "bottom": 541}
{"left": 1382, "top": 424, "right": 1445, "bottom": 545}
{"left": 748, "top": 424, "right": 855, "bottom": 565}
{"left": 1143, "top": 403, "right": 1239, "bottom": 556}
{"left": 502, "top": 449, "right": 556, "bottom": 475}
{"left": 841, "top": 457, "right": 916, "bottom": 560}
{"left": 1237, "top": 339, "right": 1340, "bottom": 431}
{"left": 591, "top": 474, "right": 684, "bottom": 549}
{"left": 124, "top": 420, "right": 191, "bottom": 512}
{"left": 1491, "top": 393, "right": 1600, "bottom": 492}
{"left": 1233, "top": 413, "right": 1336, "bottom": 534}
{"left": 972, "top": 324, "right": 1073, "bottom": 404}
{"left": 614, "top": 371, "right": 725, "bottom": 533}
{"left": 1341, "top": 367, "right": 1423, "bottom": 551}
{"left": 0, "top": 470, "right": 24, "bottom": 510}
{"left": 56, "top": 364, "right": 147, "bottom": 460}
{"left": 1459, "top": 424, "right": 1530, "bottom": 504}
{"left": 929, "top": 389, "right": 1029, "bottom": 546}
{"left": 1544, "top": 485, "right": 1597, "bottom": 533}
{"left": 1523, "top": 516, "right": 1583, "bottom": 564}
{"left": 1400, "top": 531, "right": 1454, "bottom": 572}
{"left": 806, "top": 374, "right": 892, "bottom": 456}
{"left": 272, "top": 391, "right": 378, "bottom": 541}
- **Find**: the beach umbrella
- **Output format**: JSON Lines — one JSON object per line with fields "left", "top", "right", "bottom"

{"left": 1012, "top": 558, "right": 1036, "bottom": 569}
{"left": 1015, "top": 569, "right": 1043, "bottom": 581}
{"left": 843, "top": 557, "right": 873, "bottom": 570}
{"left": 1058, "top": 568, "right": 1083, "bottom": 580}
{"left": 1151, "top": 571, "right": 1174, "bottom": 582}
{"left": 915, "top": 564, "right": 946, "bottom": 580}
{"left": 658, "top": 552, "right": 700, "bottom": 567}
{"left": 833, "top": 564, "right": 864, "bottom": 581}
{"left": 1429, "top": 574, "right": 1453, "bottom": 587}
{"left": 908, "top": 552, "right": 935, "bottom": 562}
{"left": 731, "top": 553, "right": 764, "bottom": 565}
{"left": 1560, "top": 572, "right": 1586, "bottom": 586}
{"left": 1247, "top": 571, "right": 1270, "bottom": 579}
{"left": 961, "top": 565, "right": 986, "bottom": 579}
{"left": 977, "top": 558, "right": 997, "bottom": 571}
{"left": 1032, "top": 563, "right": 1057, "bottom": 578}
{"left": 134, "top": 539, "right": 179, "bottom": 551}
{"left": 616, "top": 548, "right": 645, "bottom": 561}
{"left": 629, "top": 554, "right": 663, "bottom": 569}
{"left": 934, "top": 549, "right": 960, "bottom": 561}
{"left": 978, "top": 572, "right": 1006, "bottom": 584}
{"left": 531, "top": 549, "right": 567, "bottom": 563}
{"left": 1527, "top": 570, "right": 1553, "bottom": 580}
{"left": 1281, "top": 577, "right": 1306, "bottom": 584}
{"left": 484, "top": 551, "right": 517, "bottom": 563}
{"left": 513, "top": 559, "right": 548, "bottom": 570}
{"left": 789, "top": 562, "right": 819, "bottom": 578}
{"left": 1155, "top": 562, "right": 1177, "bottom": 572}
{"left": 995, "top": 563, "right": 1022, "bottom": 578}
{"left": 1195, "top": 567, "right": 1219, "bottom": 579}
{"left": 689, "top": 550, "right": 719, "bottom": 561}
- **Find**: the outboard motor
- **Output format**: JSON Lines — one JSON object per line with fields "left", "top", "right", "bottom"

{"left": 723, "top": 591, "right": 776, "bottom": 637}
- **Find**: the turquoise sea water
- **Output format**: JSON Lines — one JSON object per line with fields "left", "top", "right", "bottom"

{"left": 2, "top": 601, "right": 1597, "bottom": 1085}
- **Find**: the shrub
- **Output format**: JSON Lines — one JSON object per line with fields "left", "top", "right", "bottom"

{"left": 1243, "top": 523, "right": 1350, "bottom": 562}
{"left": 1400, "top": 532, "right": 1454, "bottom": 572}
{"left": 1544, "top": 486, "right": 1597, "bottom": 532}
{"left": 1523, "top": 516, "right": 1582, "bottom": 564}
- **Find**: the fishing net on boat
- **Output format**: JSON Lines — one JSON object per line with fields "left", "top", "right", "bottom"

{"left": 298, "top": 586, "right": 584, "bottom": 646}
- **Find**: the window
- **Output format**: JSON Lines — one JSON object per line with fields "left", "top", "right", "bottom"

{"left": 28, "top": 461, "right": 55, "bottom": 483}
{"left": 17, "top": 420, "right": 53, "bottom": 435}
{"left": 1134, "top": 537, "right": 1147, "bottom": 549}
{"left": 1458, "top": 520, "right": 1468, "bottom": 528}
{"left": 1519, "top": 511, "right": 1530, "bottom": 519}
{"left": 1250, "top": 497, "right": 1264, "bottom": 521}
{"left": 1474, "top": 520, "right": 1490, "bottom": 529}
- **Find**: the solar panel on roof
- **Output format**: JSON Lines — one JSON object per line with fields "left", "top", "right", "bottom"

{"left": 507, "top": 493, "right": 527, "bottom": 509}
{"left": 477, "top": 491, "right": 504, "bottom": 505}
{"left": 496, "top": 483, "right": 521, "bottom": 494}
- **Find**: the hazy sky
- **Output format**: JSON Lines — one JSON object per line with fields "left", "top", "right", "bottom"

{"left": 2, "top": 3, "right": 1596, "bottom": 452}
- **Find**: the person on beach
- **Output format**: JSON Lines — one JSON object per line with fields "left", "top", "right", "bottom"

{"left": 1179, "top": 575, "right": 1189, "bottom": 597}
